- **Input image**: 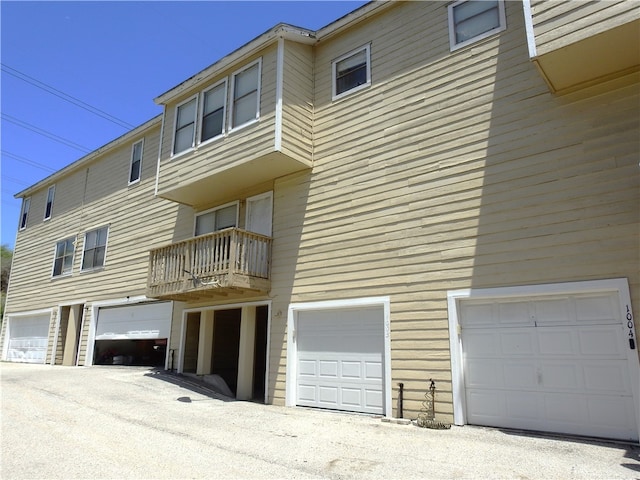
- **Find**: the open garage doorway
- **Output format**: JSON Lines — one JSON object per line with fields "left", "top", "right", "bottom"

{"left": 180, "top": 303, "right": 269, "bottom": 402}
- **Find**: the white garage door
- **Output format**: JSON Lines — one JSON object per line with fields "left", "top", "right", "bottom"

{"left": 296, "top": 307, "right": 384, "bottom": 415}
{"left": 96, "top": 302, "right": 172, "bottom": 340}
{"left": 6, "top": 314, "right": 51, "bottom": 364}
{"left": 460, "top": 292, "right": 638, "bottom": 441}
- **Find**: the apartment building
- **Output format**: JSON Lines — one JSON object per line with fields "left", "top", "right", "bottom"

{"left": 2, "top": 1, "right": 639, "bottom": 442}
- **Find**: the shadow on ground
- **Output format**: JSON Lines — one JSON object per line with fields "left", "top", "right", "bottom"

{"left": 144, "top": 369, "right": 236, "bottom": 403}
{"left": 498, "top": 427, "right": 640, "bottom": 473}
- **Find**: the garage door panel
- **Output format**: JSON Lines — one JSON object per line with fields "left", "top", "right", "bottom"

{"left": 575, "top": 295, "right": 619, "bottom": 324}
{"left": 501, "top": 331, "right": 535, "bottom": 354}
{"left": 296, "top": 307, "right": 384, "bottom": 415}
{"left": 504, "top": 364, "right": 537, "bottom": 388}
{"left": 578, "top": 327, "right": 625, "bottom": 355}
{"left": 583, "top": 363, "right": 629, "bottom": 393}
{"left": 6, "top": 315, "right": 51, "bottom": 364}
{"left": 96, "top": 302, "right": 172, "bottom": 340}
{"left": 461, "top": 291, "right": 638, "bottom": 441}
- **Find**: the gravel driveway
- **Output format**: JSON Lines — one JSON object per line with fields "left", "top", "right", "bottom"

{"left": 1, "top": 362, "right": 638, "bottom": 479}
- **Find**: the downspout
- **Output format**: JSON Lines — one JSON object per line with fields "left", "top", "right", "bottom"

{"left": 154, "top": 105, "right": 166, "bottom": 197}
{"left": 274, "top": 37, "right": 285, "bottom": 152}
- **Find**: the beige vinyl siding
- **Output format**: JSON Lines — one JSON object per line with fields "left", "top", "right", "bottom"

{"left": 530, "top": 0, "right": 639, "bottom": 56}
{"left": 266, "top": 1, "right": 639, "bottom": 419}
{"left": 3, "top": 123, "right": 186, "bottom": 365}
{"left": 280, "top": 41, "right": 314, "bottom": 162}
{"left": 157, "top": 47, "right": 279, "bottom": 201}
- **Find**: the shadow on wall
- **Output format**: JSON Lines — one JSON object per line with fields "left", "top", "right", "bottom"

{"left": 468, "top": 4, "right": 640, "bottom": 294}
{"left": 266, "top": 169, "right": 311, "bottom": 405}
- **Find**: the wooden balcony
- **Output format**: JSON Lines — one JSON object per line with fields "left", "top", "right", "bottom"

{"left": 147, "top": 228, "right": 271, "bottom": 301}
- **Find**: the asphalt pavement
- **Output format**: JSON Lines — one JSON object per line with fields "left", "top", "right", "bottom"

{"left": 1, "top": 362, "right": 638, "bottom": 479}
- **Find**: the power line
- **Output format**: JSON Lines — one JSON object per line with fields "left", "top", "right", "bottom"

{"left": 1, "top": 113, "right": 92, "bottom": 153}
{"left": 1, "top": 150, "right": 57, "bottom": 172}
{"left": 1, "top": 64, "right": 135, "bottom": 130}
{"left": 2, "top": 176, "right": 31, "bottom": 187}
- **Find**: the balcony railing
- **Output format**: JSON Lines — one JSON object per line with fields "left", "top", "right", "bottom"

{"left": 147, "top": 228, "right": 271, "bottom": 301}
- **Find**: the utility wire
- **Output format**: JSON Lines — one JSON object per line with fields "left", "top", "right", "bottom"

{"left": 1, "top": 113, "right": 92, "bottom": 153}
{"left": 2, "top": 176, "right": 31, "bottom": 187}
{"left": 1, "top": 150, "right": 57, "bottom": 172}
{"left": 1, "top": 64, "right": 135, "bottom": 130}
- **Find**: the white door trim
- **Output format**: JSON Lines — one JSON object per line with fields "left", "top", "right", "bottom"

{"left": 286, "top": 296, "right": 392, "bottom": 417}
{"left": 245, "top": 191, "right": 273, "bottom": 237}
{"left": 447, "top": 278, "right": 639, "bottom": 440}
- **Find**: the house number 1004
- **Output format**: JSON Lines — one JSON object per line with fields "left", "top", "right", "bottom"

{"left": 627, "top": 305, "right": 636, "bottom": 350}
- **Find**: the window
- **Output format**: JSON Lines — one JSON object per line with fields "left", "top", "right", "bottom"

{"left": 52, "top": 237, "right": 75, "bottom": 277}
{"left": 195, "top": 203, "right": 238, "bottom": 236}
{"left": 173, "top": 96, "right": 197, "bottom": 155}
{"left": 81, "top": 226, "right": 108, "bottom": 271}
{"left": 332, "top": 44, "right": 371, "bottom": 100}
{"left": 448, "top": 0, "right": 506, "bottom": 51}
{"left": 200, "top": 80, "right": 227, "bottom": 143}
{"left": 44, "top": 186, "right": 55, "bottom": 220}
{"left": 231, "top": 60, "right": 261, "bottom": 129}
{"left": 129, "top": 140, "right": 143, "bottom": 184}
{"left": 19, "top": 197, "right": 30, "bottom": 230}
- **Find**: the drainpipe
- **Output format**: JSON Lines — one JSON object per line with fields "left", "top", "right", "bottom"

{"left": 398, "top": 382, "right": 404, "bottom": 419}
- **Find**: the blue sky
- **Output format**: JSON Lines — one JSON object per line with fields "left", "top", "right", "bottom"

{"left": 0, "top": 0, "right": 369, "bottom": 249}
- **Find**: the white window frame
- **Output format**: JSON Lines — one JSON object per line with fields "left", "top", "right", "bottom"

{"left": 129, "top": 139, "right": 144, "bottom": 185}
{"left": 193, "top": 200, "right": 240, "bottom": 237}
{"left": 332, "top": 44, "right": 372, "bottom": 101}
{"left": 19, "top": 197, "right": 30, "bottom": 230}
{"left": 171, "top": 94, "right": 199, "bottom": 157}
{"left": 43, "top": 185, "right": 55, "bottom": 221}
{"left": 198, "top": 78, "right": 228, "bottom": 146}
{"left": 229, "top": 58, "right": 262, "bottom": 132}
{"left": 448, "top": 0, "right": 507, "bottom": 51}
{"left": 80, "top": 225, "right": 109, "bottom": 272}
{"left": 51, "top": 235, "right": 75, "bottom": 278}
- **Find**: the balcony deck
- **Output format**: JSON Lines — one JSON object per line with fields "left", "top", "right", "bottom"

{"left": 147, "top": 228, "right": 271, "bottom": 301}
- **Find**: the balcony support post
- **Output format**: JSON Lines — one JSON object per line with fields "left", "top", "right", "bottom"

{"left": 236, "top": 306, "right": 256, "bottom": 400}
{"left": 196, "top": 310, "right": 215, "bottom": 376}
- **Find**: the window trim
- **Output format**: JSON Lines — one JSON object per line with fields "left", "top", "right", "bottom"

{"left": 332, "top": 44, "right": 372, "bottom": 101}
{"left": 44, "top": 185, "right": 55, "bottom": 221}
{"left": 80, "top": 225, "right": 110, "bottom": 272}
{"left": 51, "top": 235, "right": 76, "bottom": 278}
{"left": 129, "top": 139, "right": 144, "bottom": 185}
{"left": 198, "top": 78, "right": 228, "bottom": 146}
{"left": 194, "top": 200, "right": 240, "bottom": 237}
{"left": 229, "top": 58, "right": 262, "bottom": 132}
{"left": 448, "top": 0, "right": 507, "bottom": 52}
{"left": 19, "top": 197, "right": 30, "bottom": 231}
{"left": 171, "top": 94, "right": 199, "bottom": 157}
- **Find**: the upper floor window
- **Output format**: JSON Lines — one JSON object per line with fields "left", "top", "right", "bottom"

{"left": 19, "top": 197, "right": 30, "bottom": 230}
{"left": 200, "top": 80, "right": 227, "bottom": 143}
{"left": 52, "top": 236, "right": 75, "bottom": 277}
{"left": 195, "top": 202, "right": 238, "bottom": 236}
{"left": 231, "top": 60, "right": 261, "bottom": 129}
{"left": 173, "top": 96, "right": 197, "bottom": 155}
{"left": 81, "top": 226, "right": 109, "bottom": 271}
{"left": 448, "top": 0, "right": 506, "bottom": 51}
{"left": 332, "top": 44, "right": 371, "bottom": 100}
{"left": 44, "top": 186, "right": 55, "bottom": 220}
{"left": 129, "top": 140, "right": 144, "bottom": 184}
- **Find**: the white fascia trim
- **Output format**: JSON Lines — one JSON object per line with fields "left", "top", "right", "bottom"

{"left": 522, "top": 0, "right": 538, "bottom": 59}
{"left": 86, "top": 295, "right": 157, "bottom": 366}
{"left": 16, "top": 116, "right": 161, "bottom": 199}
{"left": 274, "top": 37, "right": 284, "bottom": 152}
{"left": 154, "top": 106, "right": 166, "bottom": 197}
{"left": 447, "top": 277, "right": 638, "bottom": 437}
{"left": 286, "top": 296, "right": 392, "bottom": 417}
